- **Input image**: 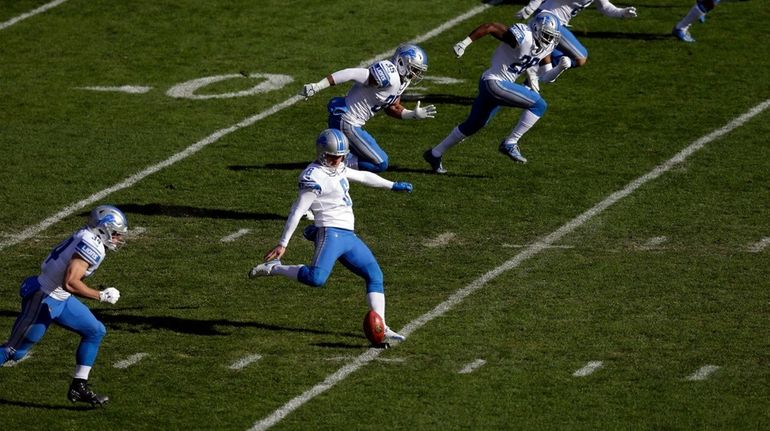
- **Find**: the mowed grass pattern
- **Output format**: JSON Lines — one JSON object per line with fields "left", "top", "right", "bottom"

{"left": 1, "top": 1, "right": 769, "bottom": 430}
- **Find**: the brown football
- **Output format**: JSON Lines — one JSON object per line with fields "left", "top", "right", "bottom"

{"left": 363, "top": 310, "right": 385, "bottom": 344}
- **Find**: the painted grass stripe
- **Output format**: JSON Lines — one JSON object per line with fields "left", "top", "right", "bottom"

{"left": 423, "top": 232, "right": 456, "bottom": 248}
{"left": 0, "top": 94, "right": 303, "bottom": 251}
{"left": 458, "top": 359, "right": 487, "bottom": 374}
{"left": 686, "top": 365, "right": 720, "bottom": 381}
{"left": 113, "top": 353, "right": 149, "bottom": 369}
{"left": 640, "top": 236, "right": 668, "bottom": 250}
{"left": 249, "top": 99, "right": 770, "bottom": 430}
{"left": 748, "top": 237, "right": 770, "bottom": 253}
{"left": 573, "top": 361, "right": 604, "bottom": 377}
{"left": 229, "top": 354, "right": 262, "bottom": 370}
{"left": 221, "top": 228, "right": 251, "bottom": 243}
{"left": 324, "top": 356, "right": 405, "bottom": 363}
{"left": 0, "top": 0, "right": 69, "bottom": 31}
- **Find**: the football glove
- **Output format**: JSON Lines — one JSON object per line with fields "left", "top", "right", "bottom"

{"left": 622, "top": 7, "right": 637, "bottom": 18}
{"left": 299, "top": 83, "right": 318, "bottom": 98}
{"left": 453, "top": 37, "right": 472, "bottom": 58}
{"left": 99, "top": 287, "right": 120, "bottom": 304}
{"left": 402, "top": 101, "right": 437, "bottom": 120}
{"left": 391, "top": 182, "right": 413, "bottom": 193}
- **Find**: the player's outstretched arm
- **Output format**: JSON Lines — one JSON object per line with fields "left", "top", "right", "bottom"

{"left": 595, "top": 0, "right": 637, "bottom": 18}
{"left": 454, "top": 22, "right": 509, "bottom": 58}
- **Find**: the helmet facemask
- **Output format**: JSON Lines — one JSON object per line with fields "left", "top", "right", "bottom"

{"left": 88, "top": 205, "right": 128, "bottom": 251}
{"left": 531, "top": 13, "right": 561, "bottom": 53}
{"left": 393, "top": 44, "right": 429, "bottom": 85}
{"left": 315, "top": 129, "right": 350, "bottom": 176}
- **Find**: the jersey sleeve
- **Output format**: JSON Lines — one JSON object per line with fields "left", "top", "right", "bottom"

{"left": 298, "top": 166, "right": 323, "bottom": 196}
{"left": 368, "top": 61, "right": 398, "bottom": 88}
{"left": 74, "top": 237, "right": 103, "bottom": 265}
{"left": 509, "top": 24, "right": 527, "bottom": 46}
{"left": 345, "top": 168, "right": 394, "bottom": 189}
{"left": 278, "top": 190, "right": 317, "bottom": 247}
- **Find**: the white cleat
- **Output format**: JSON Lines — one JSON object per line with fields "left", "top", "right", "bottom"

{"left": 384, "top": 327, "right": 406, "bottom": 342}
{"left": 248, "top": 260, "right": 280, "bottom": 278}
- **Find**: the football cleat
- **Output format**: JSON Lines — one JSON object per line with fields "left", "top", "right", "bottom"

{"left": 498, "top": 142, "right": 528, "bottom": 164}
{"left": 248, "top": 260, "right": 280, "bottom": 278}
{"left": 67, "top": 379, "right": 108, "bottom": 407}
{"left": 672, "top": 27, "right": 695, "bottom": 43}
{"left": 422, "top": 149, "right": 447, "bottom": 174}
{"left": 384, "top": 327, "right": 406, "bottom": 342}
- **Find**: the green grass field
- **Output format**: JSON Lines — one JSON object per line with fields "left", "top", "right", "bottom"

{"left": 1, "top": 0, "right": 769, "bottom": 429}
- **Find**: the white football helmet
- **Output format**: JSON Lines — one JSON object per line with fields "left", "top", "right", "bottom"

{"left": 530, "top": 12, "right": 561, "bottom": 49}
{"left": 88, "top": 205, "right": 128, "bottom": 251}
{"left": 316, "top": 129, "right": 349, "bottom": 174}
{"left": 392, "top": 44, "right": 428, "bottom": 84}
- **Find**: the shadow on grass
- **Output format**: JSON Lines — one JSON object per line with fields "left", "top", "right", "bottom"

{"left": 92, "top": 311, "right": 360, "bottom": 339}
{"left": 0, "top": 397, "right": 93, "bottom": 411}
{"left": 109, "top": 203, "right": 283, "bottom": 221}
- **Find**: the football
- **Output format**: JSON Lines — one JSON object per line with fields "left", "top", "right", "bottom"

{"left": 363, "top": 310, "right": 385, "bottom": 345}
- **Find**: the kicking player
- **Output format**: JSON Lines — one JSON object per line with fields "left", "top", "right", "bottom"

{"left": 0, "top": 205, "right": 128, "bottom": 406}
{"left": 249, "top": 129, "right": 412, "bottom": 341}
{"left": 299, "top": 44, "right": 436, "bottom": 173}
{"left": 423, "top": 13, "right": 568, "bottom": 173}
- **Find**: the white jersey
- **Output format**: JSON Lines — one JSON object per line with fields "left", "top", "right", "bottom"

{"left": 300, "top": 163, "right": 356, "bottom": 230}
{"left": 37, "top": 227, "right": 106, "bottom": 301}
{"left": 277, "top": 162, "right": 394, "bottom": 247}
{"left": 482, "top": 23, "right": 557, "bottom": 83}
{"left": 535, "top": 0, "right": 624, "bottom": 25}
{"left": 341, "top": 60, "right": 407, "bottom": 127}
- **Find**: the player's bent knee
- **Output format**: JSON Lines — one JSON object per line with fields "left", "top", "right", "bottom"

{"left": 528, "top": 98, "right": 548, "bottom": 117}
{"left": 299, "top": 266, "right": 330, "bottom": 287}
{"left": 81, "top": 321, "right": 107, "bottom": 342}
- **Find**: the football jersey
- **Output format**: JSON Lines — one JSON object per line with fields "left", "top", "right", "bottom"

{"left": 37, "top": 227, "right": 106, "bottom": 301}
{"left": 482, "top": 23, "right": 557, "bottom": 83}
{"left": 299, "top": 162, "right": 356, "bottom": 230}
{"left": 537, "top": 0, "right": 602, "bottom": 25}
{"left": 341, "top": 60, "right": 406, "bottom": 127}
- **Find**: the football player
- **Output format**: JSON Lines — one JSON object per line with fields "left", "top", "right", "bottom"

{"left": 516, "top": 0, "right": 638, "bottom": 73}
{"left": 299, "top": 44, "right": 436, "bottom": 173}
{"left": 423, "top": 13, "right": 568, "bottom": 173}
{"left": 672, "top": 0, "right": 720, "bottom": 42}
{"left": 0, "top": 205, "right": 127, "bottom": 406}
{"left": 249, "top": 129, "right": 412, "bottom": 342}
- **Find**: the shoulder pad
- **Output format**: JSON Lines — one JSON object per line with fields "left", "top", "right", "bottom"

{"left": 509, "top": 24, "right": 527, "bottom": 45}
{"left": 369, "top": 61, "right": 398, "bottom": 88}
{"left": 75, "top": 239, "right": 103, "bottom": 265}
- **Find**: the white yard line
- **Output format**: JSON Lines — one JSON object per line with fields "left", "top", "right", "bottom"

{"left": 423, "top": 232, "right": 456, "bottom": 248}
{"left": 229, "top": 354, "right": 263, "bottom": 370}
{"left": 0, "top": 0, "right": 69, "bottom": 31}
{"left": 458, "top": 359, "right": 487, "bottom": 374}
{"left": 747, "top": 237, "right": 770, "bottom": 253}
{"left": 639, "top": 235, "right": 668, "bottom": 250}
{"left": 686, "top": 365, "right": 720, "bottom": 381}
{"left": 221, "top": 228, "right": 251, "bottom": 243}
{"left": 573, "top": 361, "right": 604, "bottom": 377}
{"left": 249, "top": 99, "right": 770, "bottom": 430}
{"left": 113, "top": 352, "right": 149, "bottom": 369}
{"left": 0, "top": 95, "right": 303, "bottom": 252}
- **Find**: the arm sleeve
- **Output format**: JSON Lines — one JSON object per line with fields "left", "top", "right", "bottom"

{"left": 595, "top": 0, "right": 627, "bottom": 18}
{"left": 278, "top": 191, "right": 316, "bottom": 247}
{"left": 330, "top": 68, "right": 370, "bottom": 85}
{"left": 345, "top": 168, "right": 395, "bottom": 189}
{"left": 523, "top": 0, "right": 545, "bottom": 12}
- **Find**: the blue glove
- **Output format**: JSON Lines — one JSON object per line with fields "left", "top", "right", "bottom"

{"left": 391, "top": 182, "right": 413, "bottom": 193}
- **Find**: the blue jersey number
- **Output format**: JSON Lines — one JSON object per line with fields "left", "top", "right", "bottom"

{"left": 45, "top": 236, "right": 75, "bottom": 263}
{"left": 339, "top": 178, "right": 352, "bottom": 206}
{"left": 508, "top": 55, "right": 541, "bottom": 75}
{"left": 371, "top": 94, "right": 398, "bottom": 113}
